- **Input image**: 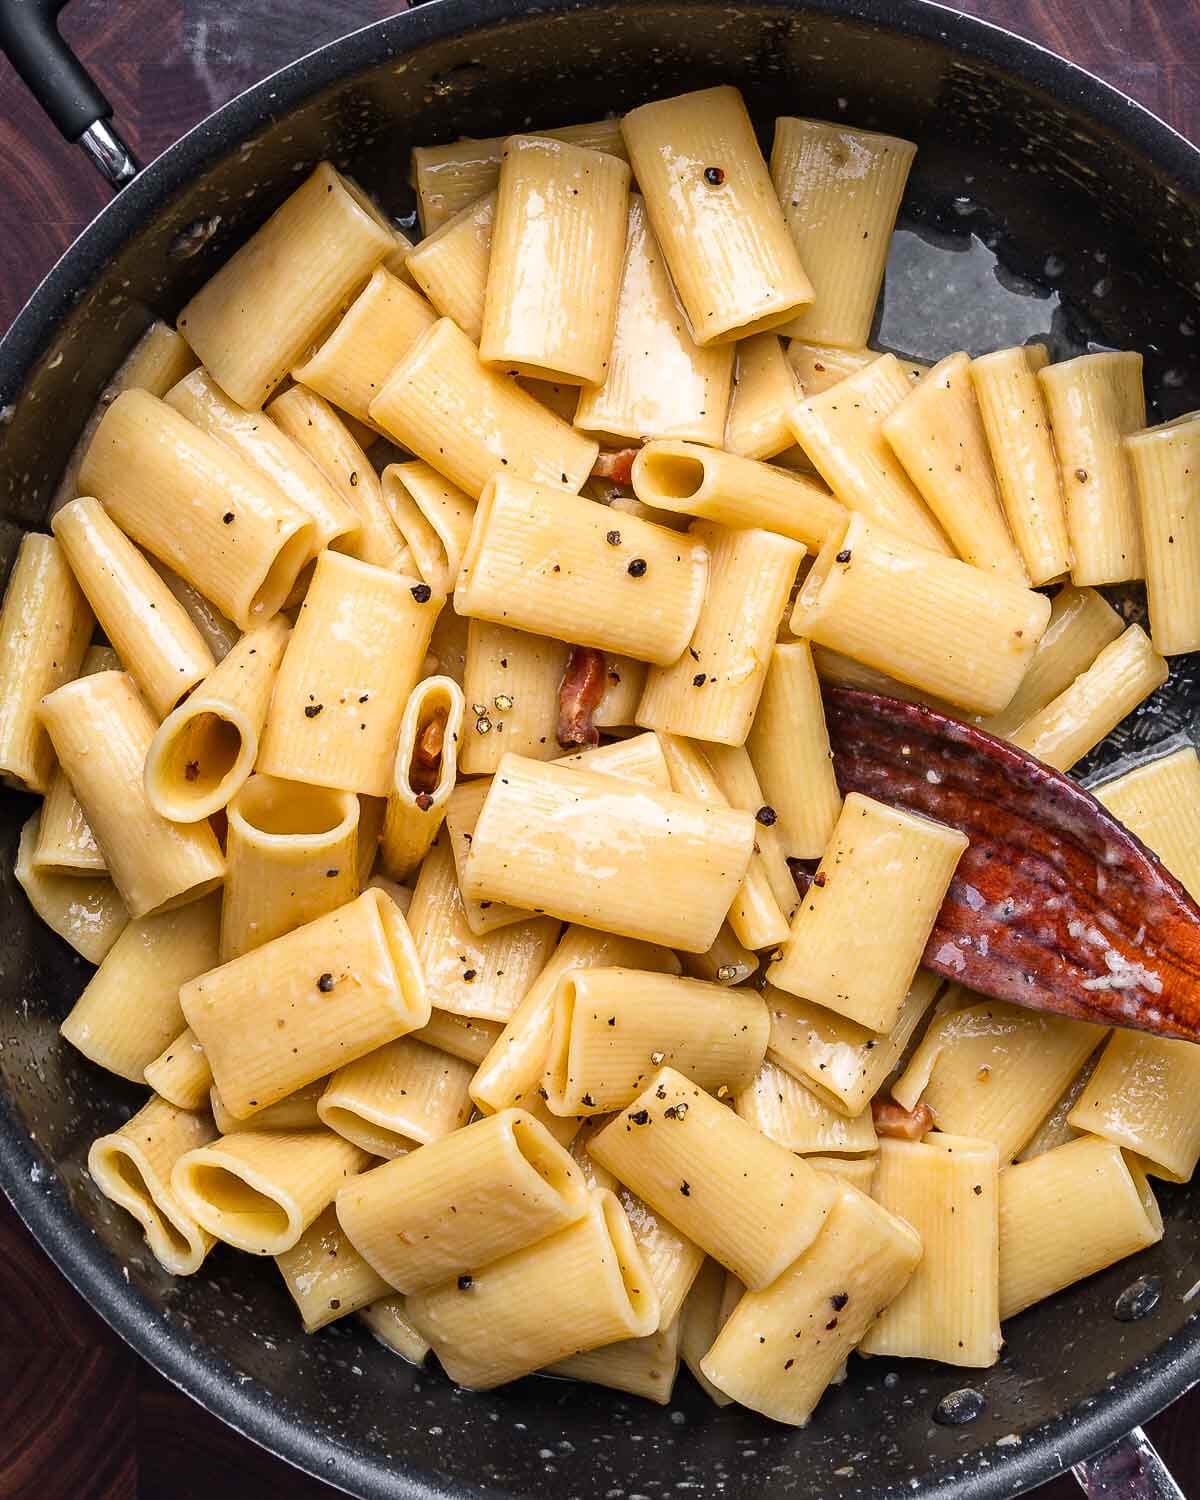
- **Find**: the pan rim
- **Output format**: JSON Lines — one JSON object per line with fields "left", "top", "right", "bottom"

{"left": 2, "top": 1, "right": 1199, "bottom": 1496}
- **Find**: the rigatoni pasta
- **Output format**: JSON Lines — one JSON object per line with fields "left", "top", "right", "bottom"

{"left": 622, "top": 86, "right": 814, "bottom": 344}
{"left": 380, "top": 675, "right": 465, "bottom": 879}
{"left": 999, "top": 1136, "right": 1161, "bottom": 1320}
{"left": 51, "top": 497, "right": 215, "bottom": 717}
{"left": 78, "top": 389, "right": 314, "bottom": 628}
{"left": 369, "top": 317, "right": 598, "bottom": 499}
{"left": 293, "top": 266, "right": 437, "bottom": 429}
{"left": 573, "top": 196, "right": 733, "bottom": 448}
{"left": 172, "top": 1127, "right": 370, "bottom": 1255}
{"left": 701, "top": 1183, "right": 922, "bottom": 1425}
{"left": 734, "top": 1061, "right": 877, "bottom": 1157}
{"left": 771, "top": 119, "right": 916, "bottom": 349}
{"left": 769, "top": 792, "right": 967, "bottom": 1032}
{"left": 791, "top": 513, "right": 1051, "bottom": 716}
{"left": 404, "top": 192, "right": 494, "bottom": 342}
{"left": 60, "top": 894, "right": 221, "bottom": 1083}
{"left": 88, "top": 1096, "right": 217, "bottom": 1276}
{"left": 462, "top": 753, "right": 755, "bottom": 953}
{"left": 970, "top": 343, "right": 1072, "bottom": 585}
{"left": 257, "top": 549, "right": 442, "bottom": 796}
{"left": 182, "top": 888, "right": 427, "bottom": 1120}
{"left": 455, "top": 474, "right": 709, "bottom": 667}
{"left": 406, "top": 1189, "right": 658, "bottom": 1389}
{"left": 1039, "top": 350, "right": 1146, "bottom": 584}
{"left": 788, "top": 354, "right": 951, "bottom": 553}
{"left": 380, "top": 462, "right": 475, "bottom": 599}
{"left": 981, "top": 584, "right": 1124, "bottom": 739}
{"left": 469, "top": 925, "right": 680, "bottom": 1118}
{"left": 143, "top": 1027, "right": 212, "bottom": 1111}
{"left": 860, "top": 1134, "right": 1001, "bottom": 1367}
{"left": 404, "top": 835, "right": 559, "bottom": 1021}
{"left": 164, "top": 367, "right": 360, "bottom": 558}
{"left": 636, "top": 522, "right": 805, "bottom": 746}
{"left": 10, "top": 94, "right": 1199, "bottom": 1429}
{"left": 266, "top": 385, "right": 410, "bottom": 574}
{"left": 1125, "top": 413, "right": 1200, "bottom": 654}
{"left": 745, "top": 641, "right": 842, "bottom": 860}
{"left": 1008, "top": 624, "right": 1167, "bottom": 772}
{"left": 0, "top": 533, "right": 92, "bottom": 794}
{"left": 588, "top": 1068, "right": 836, "bottom": 1290}
{"left": 480, "top": 135, "right": 630, "bottom": 384}
{"left": 14, "top": 813, "right": 127, "bottom": 964}
{"left": 317, "top": 1035, "right": 474, "bottom": 1158}
{"left": 275, "top": 1205, "right": 393, "bottom": 1333}
{"left": 1068, "top": 1029, "right": 1200, "bottom": 1182}
{"left": 881, "top": 352, "right": 1028, "bottom": 581}
{"left": 39, "top": 671, "right": 225, "bottom": 917}
{"left": 336, "top": 1107, "right": 588, "bottom": 1293}
{"left": 1094, "top": 745, "right": 1200, "bottom": 901}
{"left": 176, "top": 162, "right": 395, "bottom": 408}
{"left": 631, "top": 439, "right": 844, "bottom": 551}
{"left": 219, "top": 773, "right": 359, "bottom": 962}
{"left": 411, "top": 121, "right": 628, "bottom": 234}
{"left": 143, "top": 618, "right": 291, "bottom": 823}
{"left": 724, "top": 333, "right": 804, "bottom": 460}
{"left": 543, "top": 968, "right": 768, "bottom": 1115}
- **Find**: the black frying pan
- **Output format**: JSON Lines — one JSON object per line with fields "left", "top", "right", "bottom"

{"left": 1, "top": 3, "right": 1198, "bottom": 1497}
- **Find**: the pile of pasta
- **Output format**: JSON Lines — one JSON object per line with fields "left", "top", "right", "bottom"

{"left": 3, "top": 82, "right": 1198, "bottom": 1428}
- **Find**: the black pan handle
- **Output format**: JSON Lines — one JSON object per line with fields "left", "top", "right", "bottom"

{"left": 0, "top": 0, "right": 138, "bottom": 187}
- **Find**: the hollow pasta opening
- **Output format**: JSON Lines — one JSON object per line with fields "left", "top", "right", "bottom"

{"left": 1128, "top": 1154, "right": 1165, "bottom": 1236}
{"left": 640, "top": 453, "right": 705, "bottom": 501}
{"left": 107, "top": 1148, "right": 191, "bottom": 1258}
{"left": 236, "top": 775, "right": 355, "bottom": 839}
{"left": 796, "top": 513, "right": 858, "bottom": 615}
{"left": 159, "top": 711, "right": 246, "bottom": 801}
{"left": 375, "top": 888, "right": 420, "bottom": 995}
{"left": 512, "top": 1111, "right": 582, "bottom": 1202}
{"left": 249, "top": 523, "right": 317, "bottom": 622}
{"left": 319, "top": 1105, "right": 415, "bottom": 1160}
{"left": 185, "top": 1163, "right": 290, "bottom": 1236}
{"left": 406, "top": 692, "right": 452, "bottom": 796}
{"left": 599, "top": 1189, "right": 658, "bottom": 1329}
{"left": 542, "top": 979, "right": 577, "bottom": 1111}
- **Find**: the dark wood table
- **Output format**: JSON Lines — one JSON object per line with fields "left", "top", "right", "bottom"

{"left": 2, "top": 2, "right": 1198, "bottom": 1496}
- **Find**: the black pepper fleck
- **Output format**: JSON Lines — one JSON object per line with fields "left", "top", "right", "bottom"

{"left": 606, "top": 530, "right": 622, "bottom": 546}
{"left": 756, "top": 805, "right": 778, "bottom": 826}
{"left": 627, "top": 558, "right": 647, "bottom": 577}
{"left": 836, "top": 548, "right": 852, "bottom": 564}
{"left": 222, "top": 512, "right": 235, "bottom": 525}
{"left": 457, "top": 1274, "right": 474, "bottom": 1291}
{"left": 317, "top": 972, "right": 335, "bottom": 993}
{"left": 304, "top": 704, "right": 323, "bottom": 718}
{"left": 411, "top": 583, "right": 433, "bottom": 603}
{"left": 703, "top": 165, "right": 726, "bottom": 185}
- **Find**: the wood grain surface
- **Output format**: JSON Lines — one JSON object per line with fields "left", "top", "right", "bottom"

{"left": 2, "top": 2, "right": 1199, "bottom": 1497}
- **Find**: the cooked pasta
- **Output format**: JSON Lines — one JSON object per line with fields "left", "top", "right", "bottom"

{"left": 4, "top": 94, "right": 1193, "bottom": 1429}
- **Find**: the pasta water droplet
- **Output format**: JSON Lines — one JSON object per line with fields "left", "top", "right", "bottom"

{"left": 1114, "top": 1275, "right": 1162, "bottom": 1322}
{"left": 933, "top": 1388, "right": 985, "bottom": 1425}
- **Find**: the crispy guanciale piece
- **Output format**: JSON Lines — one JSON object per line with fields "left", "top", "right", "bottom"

{"left": 872, "top": 1098, "right": 933, "bottom": 1141}
{"left": 591, "top": 448, "right": 638, "bottom": 487}
{"left": 411, "top": 710, "right": 447, "bottom": 794}
{"left": 557, "top": 645, "right": 608, "bottom": 749}
{"left": 822, "top": 685, "right": 1200, "bottom": 1042}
